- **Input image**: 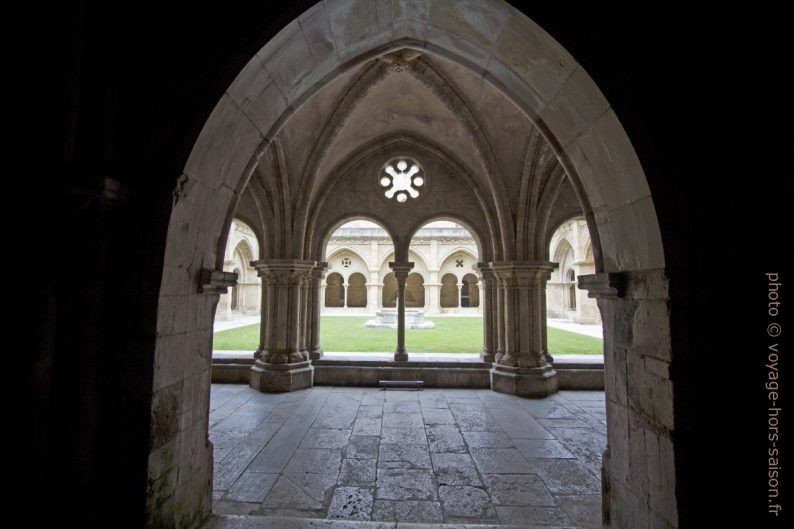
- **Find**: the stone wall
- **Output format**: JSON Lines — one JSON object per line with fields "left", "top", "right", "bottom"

{"left": 581, "top": 270, "right": 676, "bottom": 529}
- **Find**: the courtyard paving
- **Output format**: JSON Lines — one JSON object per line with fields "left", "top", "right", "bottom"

{"left": 210, "top": 384, "right": 605, "bottom": 528}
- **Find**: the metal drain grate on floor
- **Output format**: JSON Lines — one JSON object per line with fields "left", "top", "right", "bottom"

{"left": 378, "top": 379, "right": 423, "bottom": 390}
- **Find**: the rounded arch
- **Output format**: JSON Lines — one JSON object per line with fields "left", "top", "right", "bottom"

{"left": 462, "top": 273, "right": 479, "bottom": 308}
{"left": 440, "top": 273, "right": 459, "bottom": 308}
{"left": 438, "top": 247, "right": 480, "bottom": 271}
{"left": 346, "top": 272, "right": 367, "bottom": 308}
{"left": 378, "top": 248, "right": 429, "bottom": 276}
{"left": 325, "top": 245, "right": 372, "bottom": 274}
{"left": 318, "top": 215, "right": 397, "bottom": 263}
{"left": 382, "top": 272, "right": 396, "bottom": 308}
{"left": 307, "top": 133, "right": 499, "bottom": 263}
{"left": 405, "top": 215, "right": 486, "bottom": 264}
{"left": 324, "top": 272, "right": 345, "bottom": 308}
{"left": 406, "top": 272, "right": 425, "bottom": 308}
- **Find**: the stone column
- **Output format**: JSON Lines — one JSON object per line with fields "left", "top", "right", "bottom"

{"left": 457, "top": 282, "right": 464, "bottom": 308}
{"left": 249, "top": 259, "right": 315, "bottom": 392}
{"left": 342, "top": 279, "right": 349, "bottom": 307}
{"left": 299, "top": 272, "right": 311, "bottom": 360}
{"left": 308, "top": 262, "right": 328, "bottom": 360}
{"left": 494, "top": 276, "right": 505, "bottom": 363}
{"left": 426, "top": 269, "right": 441, "bottom": 314}
{"left": 366, "top": 271, "right": 379, "bottom": 311}
{"left": 474, "top": 263, "right": 495, "bottom": 363}
{"left": 254, "top": 276, "right": 268, "bottom": 359}
{"left": 490, "top": 261, "right": 557, "bottom": 397}
{"left": 390, "top": 261, "right": 414, "bottom": 361}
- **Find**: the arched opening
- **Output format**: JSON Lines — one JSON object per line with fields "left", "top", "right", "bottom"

{"left": 154, "top": 2, "right": 674, "bottom": 528}
{"left": 567, "top": 269, "right": 577, "bottom": 310}
{"left": 230, "top": 268, "right": 241, "bottom": 310}
{"left": 461, "top": 273, "right": 479, "bottom": 308}
{"left": 324, "top": 272, "right": 344, "bottom": 307}
{"left": 440, "top": 273, "right": 458, "bottom": 308}
{"left": 547, "top": 219, "right": 601, "bottom": 327}
{"left": 346, "top": 272, "right": 367, "bottom": 307}
{"left": 214, "top": 219, "right": 262, "bottom": 327}
{"left": 382, "top": 272, "right": 396, "bottom": 308}
{"left": 405, "top": 272, "right": 425, "bottom": 307}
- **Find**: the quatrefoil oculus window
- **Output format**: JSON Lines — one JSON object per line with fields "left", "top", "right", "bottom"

{"left": 341, "top": 257, "right": 352, "bottom": 268}
{"left": 379, "top": 158, "right": 425, "bottom": 203}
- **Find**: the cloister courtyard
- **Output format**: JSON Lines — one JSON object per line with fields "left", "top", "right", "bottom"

{"left": 214, "top": 316, "right": 603, "bottom": 356}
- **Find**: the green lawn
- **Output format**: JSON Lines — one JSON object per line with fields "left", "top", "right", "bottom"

{"left": 213, "top": 316, "right": 603, "bottom": 355}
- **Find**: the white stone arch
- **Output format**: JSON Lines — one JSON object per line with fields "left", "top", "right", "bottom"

{"left": 223, "top": 219, "right": 260, "bottom": 263}
{"left": 438, "top": 247, "right": 479, "bottom": 278}
{"left": 325, "top": 245, "right": 370, "bottom": 280}
{"left": 405, "top": 215, "right": 486, "bottom": 264}
{"left": 438, "top": 248, "right": 478, "bottom": 283}
{"left": 318, "top": 214, "right": 397, "bottom": 265}
{"left": 233, "top": 240, "right": 255, "bottom": 276}
{"left": 154, "top": 2, "right": 672, "bottom": 527}
{"left": 551, "top": 237, "right": 575, "bottom": 282}
{"left": 378, "top": 248, "right": 428, "bottom": 278}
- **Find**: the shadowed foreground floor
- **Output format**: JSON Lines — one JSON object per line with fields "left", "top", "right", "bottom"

{"left": 208, "top": 385, "right": 605, "bottom": 528}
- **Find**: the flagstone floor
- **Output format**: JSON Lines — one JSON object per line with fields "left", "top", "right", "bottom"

{"left": 210, "top": 384, "right": 605, "bottom": 528}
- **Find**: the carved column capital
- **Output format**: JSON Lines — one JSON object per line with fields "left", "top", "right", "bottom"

{"left": 389, "top": 261, "right": 414, "bottom": 282}
{"left": 252, "top": 259, "right": 314, "bottom": 286}
{"left": 474, "top": 262, "right": 496, "bottom": 284}
{"left": 491, "top": 261, "right": 555, "bottom": 288}
{"left": 310, "top": 261, "right": 329, "bottom": 282}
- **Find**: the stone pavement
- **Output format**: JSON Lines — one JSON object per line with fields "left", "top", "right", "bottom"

{"left": 209, "top": 385, "right": 605, "bottom": 528}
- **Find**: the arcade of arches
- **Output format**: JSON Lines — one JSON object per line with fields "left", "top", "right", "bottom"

{"left": 219, "top": 217, "right": 599, "bottom": 324}
{"left": 28, "top": 1, "right": 784, "bottom": 528}
{"left": 179, "top": 0, "right": 675, "bottom": 524}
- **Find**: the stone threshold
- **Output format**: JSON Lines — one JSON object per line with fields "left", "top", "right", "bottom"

{"left": 203, "top": 513, "right": 557, "bottom": 528}
{"left": 211, "top": 351, "right": 603, "bottom": 390}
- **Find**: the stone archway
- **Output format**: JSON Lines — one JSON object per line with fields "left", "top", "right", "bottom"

{"left": 346, "top": 272, "right": 367, "bottom": 307}
{"left": 405, "top": 272, "right": 425, "bottom": 308}
{"left": 324, "top": 272, "right": 345, "bottom": 307}
{"left": 462, "top": 273, "right": 479, "bottom": 308}
{"left": 151, "top": 2, "right": 673, "bottom": 528}
{"left": 440, "top": 273, "right": 458, "bottom": 308}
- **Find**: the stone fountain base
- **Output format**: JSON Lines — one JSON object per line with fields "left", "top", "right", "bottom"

{"left": 365, "top": 308, "right": 435, "bottom": 329}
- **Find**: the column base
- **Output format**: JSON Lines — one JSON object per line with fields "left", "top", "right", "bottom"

{"left": 490, "top": 364, "right": 558, "bottom": 398}
{"left": 250, "top": 359, "right": 314, "bottom": 392}
{"left": 309, "top": 347, "right": 324, "bottom": 360}
{"left": 480, "top": 350, "right": 495, "bottom": 363}
{"left": 394, "top": 348, "right": 408, "bottom": 362}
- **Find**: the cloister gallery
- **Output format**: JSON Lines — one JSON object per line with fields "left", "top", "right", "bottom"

{"left": 217, "top": 217, "right": 599, "bottom": 323}
{"left": 20, "top": 1, "right": 790, "bottom": 529}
